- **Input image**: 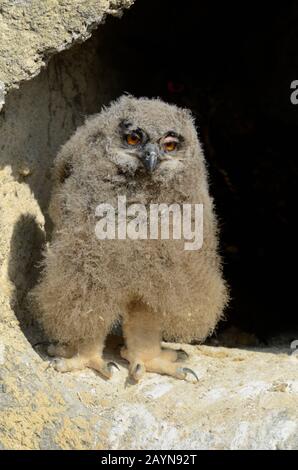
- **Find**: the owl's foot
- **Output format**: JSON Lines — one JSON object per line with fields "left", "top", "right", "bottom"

{"left": 49, "top": 339, "right": 118, "bottom": 379}
{"left": 52, "top": 355, "right": 118, "bottom": 379}
{"left": 121, "top": 347, "right": 197, "bottom": 383}
{"left": 122, "top": 304, "right": 197, "bottom": 383}
{"left": 129, "top": 357, "right": 198, "bottom": 382}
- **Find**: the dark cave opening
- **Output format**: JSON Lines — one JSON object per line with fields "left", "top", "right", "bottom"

{"left": 98, "top": 0, "right": 297, "bottom": 341}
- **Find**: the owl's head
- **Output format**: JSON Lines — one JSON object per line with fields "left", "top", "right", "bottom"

{"left": 93, "top": 95, "right": 201, "bottom": 178}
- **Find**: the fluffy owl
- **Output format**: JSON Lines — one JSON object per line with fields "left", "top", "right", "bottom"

{"left": 32, "top": 95, "right": 228, "bottom": 382}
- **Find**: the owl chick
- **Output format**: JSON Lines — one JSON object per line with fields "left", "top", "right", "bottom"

{"left": 33, "top": 95, "right": 228, "bottom": 382}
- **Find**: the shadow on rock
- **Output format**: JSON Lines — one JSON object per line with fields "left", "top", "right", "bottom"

{"left": 8, "top": 213, "right": 46, "bottom": 347}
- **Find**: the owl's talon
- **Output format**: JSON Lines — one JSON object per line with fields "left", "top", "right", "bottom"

{"left": 176, "top": 349, "right": 189, "bottom": 361}
{"left": 179, "top": 367, "right": 199, "bottom": 382}
{"left": 108, "top": 361, "right": 120, "bottom": 371}
{"left": 130, "top": 363, "right": 145, "bottom": 382}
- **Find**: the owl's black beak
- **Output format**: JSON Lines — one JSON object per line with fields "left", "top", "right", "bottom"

{"left": 142, "top": 143, "right": 159, "bottom": 173}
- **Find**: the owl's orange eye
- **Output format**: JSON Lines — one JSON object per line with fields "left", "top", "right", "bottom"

{"left": 164, "top": 141, "right": 177, "bottom": 152}
{"left": 126, "top": 133, "right": 141, "bottom": 146}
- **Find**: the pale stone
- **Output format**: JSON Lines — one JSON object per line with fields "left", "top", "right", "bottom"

{"left": 0, "top": 324, "right": 297, "bottom": 449}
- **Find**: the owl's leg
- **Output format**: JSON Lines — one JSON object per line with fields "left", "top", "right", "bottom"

{"left": 122, "top": 304, "right": 198, "bottom": 382}
{"left": 52, "top": 335, "right": 117, "bottom": 379}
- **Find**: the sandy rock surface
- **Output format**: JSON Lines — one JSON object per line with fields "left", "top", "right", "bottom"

{"left": 0, "top": 0, "right": 134, "bottom": 108}
{"left": 0, "top": 319, "right": 297, "bottom": 449}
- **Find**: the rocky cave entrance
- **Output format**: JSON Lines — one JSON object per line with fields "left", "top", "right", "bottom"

{"left": 2, "top": 0, "right": 297, "bottom": 348}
